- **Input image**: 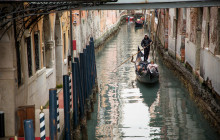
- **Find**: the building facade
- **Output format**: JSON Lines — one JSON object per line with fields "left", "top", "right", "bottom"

{"left": 0, "top": 8, "right": 125, "bottom": 137}
{"left": 155, "top": 7, "right": 220, "bottom": 97}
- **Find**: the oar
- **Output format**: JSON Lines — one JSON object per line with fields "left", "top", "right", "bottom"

{"left": 112, "top": 44, "right": 150, "bottom": 72}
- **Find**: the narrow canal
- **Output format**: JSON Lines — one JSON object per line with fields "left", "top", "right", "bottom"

{"left": 87, "top": 22, "right": 220, "bottom": 139}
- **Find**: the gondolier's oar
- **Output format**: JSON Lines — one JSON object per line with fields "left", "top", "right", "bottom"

{"left": 112, "top": 44, "right": 150, "bottom": 72}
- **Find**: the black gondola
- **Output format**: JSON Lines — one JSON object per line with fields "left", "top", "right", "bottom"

{"left": 133, "top": 47, "right": 159, "bottom": 84}
{"left": 135, "top": 19, "right": 143, "bottom": 27}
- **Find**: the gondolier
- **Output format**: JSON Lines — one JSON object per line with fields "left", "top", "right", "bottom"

{"left": 132, "top": 47, "right": 159, "bottom": 84}
{"left": 141, "top": 34, "right": 153, "bottom": 61}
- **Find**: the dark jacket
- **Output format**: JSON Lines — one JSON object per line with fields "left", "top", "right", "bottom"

{"left": 141, "top": 37, "right": 152, "bottom": 51}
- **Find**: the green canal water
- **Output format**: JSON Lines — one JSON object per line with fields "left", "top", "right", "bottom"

{"left": 87, "top": 22, "right": 220, "bottom": 140}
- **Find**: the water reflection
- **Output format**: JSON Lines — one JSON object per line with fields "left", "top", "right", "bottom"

{"left": 87, "top": 22, "right": 220, "bottom": 140}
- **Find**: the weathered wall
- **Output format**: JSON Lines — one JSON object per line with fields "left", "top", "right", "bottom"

{"left": 0, "top": 9, "right": 126, "bottom": 137}
{"left": 155, "top": 7, "right": 220, "bottom": 133}
{"left": 176, "top": 8, "right": 186, "bottom": 61}
{"left": 72, "top": 10, "right": 125, "bottom": 54}
{"left": 0, "top": 27, "right": 16, "bottom": 136}
{"left": 200, "top": 7, "right": 220, "bottom": 95}
{"left": 168, "top": 8, "right": 176, "bottom": 57}
{"left": 200, "top": 49, "right": 220, "bottom": 94}
{"left": 209, "top": 7, "right": 219, "bottom": 55}
{"left": 162, "top": 7, "right": 220, "bottom": 95}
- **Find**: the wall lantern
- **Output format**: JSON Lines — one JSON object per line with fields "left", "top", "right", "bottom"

{"left": 24, "top": 29, "right": 30, "bottom": 38}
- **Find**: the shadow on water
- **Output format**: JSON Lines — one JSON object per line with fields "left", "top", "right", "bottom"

{"left": 134, "top": 26, "right": 143, "bottom": 32}
{"left": 136, "top": 80, "right": 159, "bottom": 108}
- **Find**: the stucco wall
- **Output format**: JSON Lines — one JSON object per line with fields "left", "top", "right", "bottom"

{"left": 158, "top": 7, "right": 220, "bottom": 95}
{"left": 200, "top": 49, "right": 220, "bottom": 95}
{"left": 176, "top": 34, "right": 182, "bottom": 59}
{"left": 72, "top": 10, "right": 123, "bottom": 52}
{"left": 0, "top": 9, "right": 126, "bottom": 137}
{"left": 209, "top": 7, "right": 219, "bottom": 55}
{"left": 0, "top": 28, "right": 16, "bottom": 136}
{"left": 185, "top": 38, "right": 196, "bottom": 70}
{"left": 168, "top": 8, "right": 176, "bottom": 57}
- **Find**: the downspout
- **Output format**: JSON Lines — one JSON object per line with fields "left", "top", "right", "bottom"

{"left": 144, "top": 9, "right": 146, "bottom": 26}
{"left": 149, "top": 11, "right": 152, "bottom": 38}
{"left": 175, "top": 8, "right": 178, "bottom": 60}
{"left": 70, "top": 9, "right": 73, "bottom": 63}
{"left": 164, "top": 9, "right": 166, "bottom": 48}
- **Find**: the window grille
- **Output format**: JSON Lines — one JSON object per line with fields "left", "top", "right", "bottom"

{"left": 34, "top": 33, "right": 40, "bottom": 71}
{"left": 16, "top": 42, "right": 22, "bottom": 86}
{"left": 27, "top": 37, "right": 32, "bottom": 77}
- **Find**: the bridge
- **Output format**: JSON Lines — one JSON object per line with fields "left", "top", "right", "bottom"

{"left": 1, "top": 0, "right": 219, "bottom": 40}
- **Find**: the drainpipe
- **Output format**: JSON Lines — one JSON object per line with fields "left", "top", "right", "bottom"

{"left": 149, "top": 11, "right": 152, "bottom": 38}
{"left": 164, "top": 9, "right": 166, "bottom": 48}
{"left": 70, "top": 9, "right": 73, "bottom": 63}
{"left": 144, "top": 9, "right": 146, "bottom": 26}
{"left": 175, "top": 8, "right": 178, "bottom": 60}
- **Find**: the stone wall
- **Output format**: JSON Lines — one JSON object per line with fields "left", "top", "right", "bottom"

{"left": 72, "top": 10, "right": 126, "bottom": 53}
{"left": 155, "top": 7, "right": 220, "bottom": 134}
{"left": 157, "top": 7, "right": 220, "bottom": 96}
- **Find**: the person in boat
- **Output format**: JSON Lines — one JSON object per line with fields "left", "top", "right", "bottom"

{"left": 131, "top": 56, "right": 146, "bottom": 75}
{"left": 147, "top": 60, "right": 158, "bottom": 79}
{"left": 147, "top": 60, "right": 158, "bottom": 69}
{"left": 131, "top": 55, "right": 143, "bottom": 67}
{"left": 141, "top": 34, "right": 153, "bottom": 61}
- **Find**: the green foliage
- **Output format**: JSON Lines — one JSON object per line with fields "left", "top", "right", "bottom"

{"left": 43, "top": 100, "right": 49, "bottom": 109}
{"left": 56, "top": 84, "right": 63, "bottom": 88}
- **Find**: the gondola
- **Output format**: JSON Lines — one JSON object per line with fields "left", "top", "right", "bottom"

{"left": 133, "top": 47, "right": 159, "bottom": 84}
{"left": 135, "top": 19, "right": 143, "bottom": 27}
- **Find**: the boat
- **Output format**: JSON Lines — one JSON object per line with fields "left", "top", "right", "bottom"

{"left": 126, "top": 16, "right": 134, "bottom": 21}
{"left": 135, "top": 19, "right": 143, "bottom": 27}
{"left": 133, "top": 47, "right": 159, "bottom": 84}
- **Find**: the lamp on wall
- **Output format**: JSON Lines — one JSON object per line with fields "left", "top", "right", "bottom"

{"left": 24, "top": 29, "right": 30, "bottom": 38}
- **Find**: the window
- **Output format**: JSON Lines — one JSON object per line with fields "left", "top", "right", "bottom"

{"left": 217, "top": 8, "right": 220, "bottom": 54}
{"left": 173, "top": 18, "right": 177, "bottom": 38}
{"left": 26, "top": 36, "right": 32, "bottom": 77}
{"left": 63, "top": 33, "right": 66, "bottom": 58}
{"left": 16, "top": 42, "right": 22, "bottom": 86}
{"left": 34, "top": 33, "right": 40, "bottom": 71}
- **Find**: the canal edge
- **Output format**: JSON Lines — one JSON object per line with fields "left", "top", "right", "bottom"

{"left": 156, "top": 39, "right": 220, "bottom": 134}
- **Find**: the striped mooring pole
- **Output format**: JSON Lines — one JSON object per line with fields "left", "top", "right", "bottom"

{"left": 69, "top": 76, "right": 72, "bottom": 110}
{"left": 57, "top": 93, "right": 60, "bottom": 132}
{"left": 24, "top": 120, "right": 35, "bottom": 140}
{"left": 39, "top": 106, "right": 46, "bottom": 140}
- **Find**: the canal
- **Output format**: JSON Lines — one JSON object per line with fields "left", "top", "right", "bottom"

{"left": 87, "top": 22, "right": 220, "bottom": 139}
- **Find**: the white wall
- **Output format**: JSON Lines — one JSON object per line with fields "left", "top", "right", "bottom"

{"left": 185, "top": 38, "right": 196, "bottom": 70}
{"left": 176, "top": 34, "right": 182, "bottom": 59}
{"left": 200, "top": 49, "right": 220, "bottom": 95}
